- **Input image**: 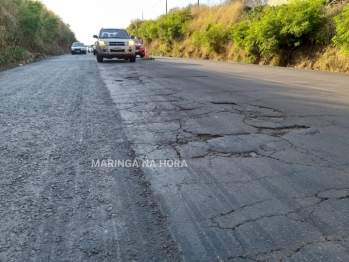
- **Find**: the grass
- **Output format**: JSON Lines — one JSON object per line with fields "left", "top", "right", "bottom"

{"left": 314, "top": 46, "right": 349, "bottom": 73}
{"left": 187, "top": 2, "right": 245, "bottom": 33}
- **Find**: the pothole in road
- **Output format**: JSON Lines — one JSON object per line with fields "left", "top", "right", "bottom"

{"left": 197, "top": 134, "right": 223, "bottom": 142}
{"left": 247, "top": 116, "right": 285, "bottom": 122}
{"left": 246, "top": 105, "right": 283, "bottom": 115}
{"left": 147, "top": 75, "right": 208, "bottom": 79}
{"left": 193, "top": 151, "right": 260, "bottom": 159}
{"left": 211, "top": 102, "right": 237, "bottom": 105}
{"left": 260, "top": 125, "right": 309, "bottom": 137}
{"left": 316, "top": 189, "right": 349, "bottom": 200}
{"left": 124, "top": 76, "right": 139, "bottom": 80}
{"left": 170, "top": 134, "right": 223, "bottom": 146}
{"left": 260, "top": 140, "right": 292, "bottom": 152}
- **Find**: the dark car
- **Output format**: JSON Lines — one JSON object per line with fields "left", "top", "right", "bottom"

{"left": 134, "top": 38, "right": 145, "bottom": 58}
{"left": 71, "top": 42, "right": 86, "bottom": 55}
{"left": 93, "top": 41, "right": 98, "bottom": 55}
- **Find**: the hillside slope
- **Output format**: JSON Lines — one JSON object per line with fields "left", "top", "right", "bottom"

{"left": 0, "top": 0, "right": 77, "bottom": 67}
{"left": 127, "top": 0, "right": 349, "bottom": 73}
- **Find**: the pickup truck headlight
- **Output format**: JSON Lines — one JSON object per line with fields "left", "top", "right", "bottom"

{"left": 127, "top": 40, "right": 135, "bottom": 47}
{"left": 98, "top": 41, "right": 106, "bottom": 47}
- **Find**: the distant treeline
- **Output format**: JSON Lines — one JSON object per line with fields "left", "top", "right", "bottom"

{"left": 0, "top": 0, "right": 77, "bottom": 66}
{"left": 127, "top": 0, "right": 349, "bottom": 72}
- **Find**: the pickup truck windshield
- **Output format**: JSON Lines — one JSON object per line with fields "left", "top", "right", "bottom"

{"left": 99, "top": 29, "right": 129, "bottom": 39}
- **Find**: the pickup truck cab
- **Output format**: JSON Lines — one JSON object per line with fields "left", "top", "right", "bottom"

{"left": 93, "top": 28, "right": 136, "bottom": 63}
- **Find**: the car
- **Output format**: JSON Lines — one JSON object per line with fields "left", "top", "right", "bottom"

{"left": 93, "top": 41, "right": 98, "bottom": 55}
{"left": 134, "top": 38, "right": 145, "bottom": 58}
{"left": 93, "top": 28, "right": 136, "bottom": 63}
{"left": 71, "top": 42, "right": 86, "bottom": 55}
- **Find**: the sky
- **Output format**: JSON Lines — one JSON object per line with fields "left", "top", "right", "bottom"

{"left": 40, "top": 0, "right": 224, "bottom": 45}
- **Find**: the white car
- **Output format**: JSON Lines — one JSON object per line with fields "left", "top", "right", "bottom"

{"left": 71, "top": 42, "right": 86, "bottom": 55}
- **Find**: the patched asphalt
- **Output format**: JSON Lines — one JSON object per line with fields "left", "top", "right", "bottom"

{"left": 0, "top": 54, "right": 348, "bottom": 261}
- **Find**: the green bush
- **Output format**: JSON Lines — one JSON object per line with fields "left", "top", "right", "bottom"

{"left": 231, "top": 0, "right": 327, "bottom": 60}
{"left": 277, "top": 0, "right": 327, "bottom": 47}
{"left": 157, "top": 14, "right": 180, "bottom": 42}
{"left": 18, "top": 0, "right": 43, "bottom": 46}
{"left": 231, "top": 19, "right": 259, "bottom": 58}
{"left": 137, "top": 20, "right": 159, "bottom": 42}
{"left": 201, "top": 24, "right": 229, "bottom": 53}
{"left": 41, "top": 13, "right": 59, "bottom": 43}
{"left": 332, "top": 4, "right": 349, "bottom": 55}
{"left": 127, "top": 19, "right": 143, "bottom": 37}
{"left": 156, "top": 7, "right": 192, "bottom": 43}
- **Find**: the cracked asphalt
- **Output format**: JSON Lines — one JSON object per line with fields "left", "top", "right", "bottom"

{"left": 0, "top": 54, "right": 349, "bottom": 261}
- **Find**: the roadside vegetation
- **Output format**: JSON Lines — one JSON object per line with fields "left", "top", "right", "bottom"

{"left": 0, "top": 0, "right": 76, "bottom": 67}
{"left": 127, "top": 0, "right": 349, "bottom": 73}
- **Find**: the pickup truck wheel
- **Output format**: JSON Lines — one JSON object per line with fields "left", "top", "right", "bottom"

{"left": 130, "top": 55, "right": 136, "bottom": 63}
{"left": 96, "top": 53, "right": 103, "bottom": 63}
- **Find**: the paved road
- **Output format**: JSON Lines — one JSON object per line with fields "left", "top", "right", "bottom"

{"left": 0, "top": 54, "right": 348, "bottom": 262}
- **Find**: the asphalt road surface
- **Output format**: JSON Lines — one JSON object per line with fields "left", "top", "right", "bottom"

{"left": 0, "top": 54, "right": 348, "bottom": 262}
